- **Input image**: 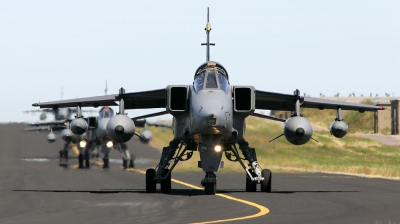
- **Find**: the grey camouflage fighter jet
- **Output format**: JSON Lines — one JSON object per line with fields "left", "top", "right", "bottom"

{"left": 31, "top": 8, "right": 384, "bottom": 195}
{"left": 77, "top": 106, "right": 135, "bottom": 169}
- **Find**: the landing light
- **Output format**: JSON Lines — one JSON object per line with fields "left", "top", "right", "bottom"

{"left": 214, "top": 145, "right": 222, "bottom": 152}
{"left": 106, "top": 141, "right": 114, "bottom": 148}
{"left": 79, "top": 140, "right": 87, "bottom": 148}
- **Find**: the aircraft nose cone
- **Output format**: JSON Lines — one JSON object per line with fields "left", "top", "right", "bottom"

{"left": 115, "top": 125, "right": 125, "bottom": 135}
{"left": 295, "top": 128, "right": 305, "bottom": 137}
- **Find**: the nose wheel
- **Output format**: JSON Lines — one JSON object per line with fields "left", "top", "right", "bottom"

{"left": 204, "top": 182, "right": 216, "bottom": 195}
{"left": 202, "top": 172, "right": 217, "bottom": 195}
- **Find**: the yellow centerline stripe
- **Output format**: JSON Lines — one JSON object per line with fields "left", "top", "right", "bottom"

{"left": 133, "top": 169, "right": 269, "bottom": 223}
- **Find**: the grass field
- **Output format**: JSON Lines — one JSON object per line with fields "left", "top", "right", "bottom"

{"left": 141, "top": 112, "right": 400, "bottom": 179}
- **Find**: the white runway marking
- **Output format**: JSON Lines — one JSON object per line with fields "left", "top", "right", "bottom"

{"left": 20, "top": 158, "right": 50, "bottom": 162}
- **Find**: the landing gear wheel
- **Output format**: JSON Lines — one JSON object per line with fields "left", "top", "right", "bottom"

{"left": 129, "top": 159, "right": 134, "bottom": 168}
{"left": 261, "top": 169, "right": 272, "bottom": 193}
{"left": 84, "top": 158, "right": 90, "bottom": 169}
{"left": 146, "top": 168, "right": 157, "bottom": 193}
{"left": 160, "top": 169, "right": 171, "bottom": 194}
{"left": 78, "top": 154, "right": 84, "bottom": 169}
{"left": 246, "top": 169, "right": 257, "bottom": 192}
{"left": 204, "top": 182, "right": 216, "bottom": 195}
{"left": 103, "top": 157, "right": 109, "bottom": 169}
{"left": 122, "top": 159, "right": 127, "bottom": 169}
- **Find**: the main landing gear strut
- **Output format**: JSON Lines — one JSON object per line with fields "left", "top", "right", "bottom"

{"left": 146, "top": 140, "right": 194, "bottom": 194}
{"left": 226, "top": 140, "right": 272, "bottom": 192}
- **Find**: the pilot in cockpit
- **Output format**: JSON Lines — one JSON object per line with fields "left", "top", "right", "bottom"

{"left": 99, "top": 106, "right": 114, "bottom": 119}
{"left": 194, "top": 67, "right": 229, "bottom": 92}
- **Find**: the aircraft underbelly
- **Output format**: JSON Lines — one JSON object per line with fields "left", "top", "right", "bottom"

{"left": 199, "top": 136, "right": 223, "bottom": 172}
{"left": 96, "top": 119, "right": 108, "bottom": 138}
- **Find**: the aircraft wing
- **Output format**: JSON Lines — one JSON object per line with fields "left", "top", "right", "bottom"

{"left": 23, "top": 108, "right": 54, "bottom": 114}
{"left": 24, "top": 126, "right": 50, "bottom": 131}
{"left": 32, "top": 94, "right": 119, "bottom": 108}
{"left": 27, "top": 120, "right": 68, "bottom": 127}
{"left": 24, "top": 126, "right": 66, "bottom": 132}
{"left": 32, "top": 89, "right": 166, "bottom": 109}
{"left": 255, "top": 90, "right": 383, "bottom": 112}
{"left": 121, "top": 89, "right": 166, "bottom": 109}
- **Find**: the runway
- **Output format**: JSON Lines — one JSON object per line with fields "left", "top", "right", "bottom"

{"left": 1, "top": 123, "right": 400, "bottom": 224}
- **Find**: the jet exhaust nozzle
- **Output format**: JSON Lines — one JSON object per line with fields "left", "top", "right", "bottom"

{"left": 283, "top": 117, "right": 313, "bottom": 145}
{"left": 106, "top": 114, "right": 135, "bottom": 143}
{"left": 330, "top": 120, "right": 348, "bottom": 138}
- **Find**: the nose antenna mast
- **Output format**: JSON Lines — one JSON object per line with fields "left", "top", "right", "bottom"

{"left": 201, "top": 7, "right": 215, "bottom": 62}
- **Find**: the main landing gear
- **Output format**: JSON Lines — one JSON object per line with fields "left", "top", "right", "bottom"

{"left": 59, "top": 142, "right": 70, "bottom": 168}
{"left": 226, "top": 141, "right": 272, "bottom": 193}
{"left": 123, "top": 158, "right": 135, "bottom": 169}
{"left": 145, "top": 140, "right": 193, "bottom": 194}
{"left": 201, "top": 172, "right": 217, "bottom": 195}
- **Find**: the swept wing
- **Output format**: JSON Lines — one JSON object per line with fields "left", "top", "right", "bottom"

{"left": 255, "top": 90, "right": 383, "bottom": 112}
{"left": 32, "top": 89, "right": 166, "bottom": 110}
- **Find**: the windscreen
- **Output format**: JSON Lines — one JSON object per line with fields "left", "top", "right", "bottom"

{"left": 194, "top": 72, "right": 205, "bottom": 92}
{"left": 194, "top": 68, "right": 228, "bottom": 92}
{"left": 99, "top": 107, "right": 114, "bottom": 119}
{"left": 205, "top": 69, "right": 218, "bottom": 89}
{"left": 218, "top": 72, "right": 229, "bottom": 92}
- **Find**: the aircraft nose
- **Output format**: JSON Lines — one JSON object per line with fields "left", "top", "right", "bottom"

{"left": 197, "top": 106, "right": 230, "bottom": 134}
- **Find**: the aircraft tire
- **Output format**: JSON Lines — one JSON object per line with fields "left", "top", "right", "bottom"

{"left": 78, "top": 154, "right": 84, "bottom": 169}
{"left": 122, "top": 159, "right": 127, "bottom": 169}
{"left": 204, "top": 182, "right": 216, "bottom": 195}
{"left": 85, "top": 158, "right": 90, "bottom": 169}
{"left": 261, "top": 169, "right": 272, "bottom": 193}
{"left": 246, "top": 169, "right": 257, "bottom": 192}
{"left": 160, "top": 169, "right": 171, "bottom": 194}
{"left": 146, "top": 168, "right": 157, "bottom": 193}
{"left": 129, "top": 159, "right": 134, "bottom": 168}
{"left": 103, "top": 157, "right": 109, "bottom": 169}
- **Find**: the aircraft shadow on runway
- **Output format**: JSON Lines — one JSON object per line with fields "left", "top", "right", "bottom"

{"left": 13, "top": 189, "right": 359, "bottom": 195}
{"left": 13, "top": 189, "right": 207, "bottom": 196}
{"left": 270, "top": 190, "right": 359, "bottom": 194}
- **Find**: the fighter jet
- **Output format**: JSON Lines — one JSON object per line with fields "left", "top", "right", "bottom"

{"left": 77, "top": 106, "right": 136, "bottom": 169}
{"left": 31, "top": 8, "right": 384, "bottom": 195}
{"left": 24, "top": 107, "right": 97, "bottom": 142}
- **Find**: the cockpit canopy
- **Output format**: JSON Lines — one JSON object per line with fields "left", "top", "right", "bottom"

{"left": 193, "top": 61, "right": 229, "bottom": 92}
{"left": 99, "top": 106, "right": 114, "bottom": 119}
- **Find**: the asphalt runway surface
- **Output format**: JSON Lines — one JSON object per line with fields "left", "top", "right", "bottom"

{"left": 1, "top": 123, "right": 400, "bottom": 224}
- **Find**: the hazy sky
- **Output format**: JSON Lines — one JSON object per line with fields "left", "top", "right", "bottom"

{"left": 1, "top": 1, "right": 399, "bottom": 122}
